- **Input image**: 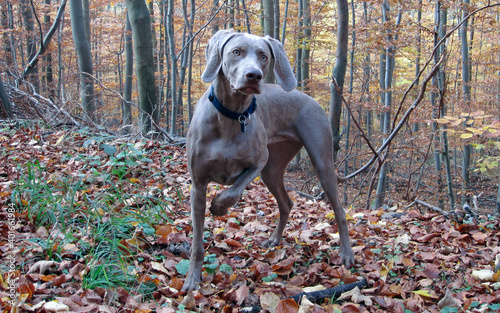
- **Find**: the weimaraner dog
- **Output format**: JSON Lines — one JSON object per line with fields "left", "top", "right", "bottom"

{"left": 182, "top": 29, "right": 354, "bottom": 291}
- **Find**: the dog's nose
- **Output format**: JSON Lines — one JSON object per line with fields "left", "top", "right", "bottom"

{"left": 246, "top": 70, "right": 263, "bottom": 83}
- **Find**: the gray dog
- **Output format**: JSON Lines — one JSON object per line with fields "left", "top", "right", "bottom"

{"left": 182, "top": 29, "right": 354, "bottom": 292}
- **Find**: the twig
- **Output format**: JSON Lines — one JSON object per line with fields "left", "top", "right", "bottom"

{"left": 407, "top": 199, "right": 450, "bottom": 218}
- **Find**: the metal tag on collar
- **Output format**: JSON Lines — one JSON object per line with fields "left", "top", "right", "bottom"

{"left": 238, "top": 114, "right": 249, "bottom": 132}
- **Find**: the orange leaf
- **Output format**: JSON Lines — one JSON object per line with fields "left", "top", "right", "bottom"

{"left": 276, "top": 298, "right": 299, "bottom": 313}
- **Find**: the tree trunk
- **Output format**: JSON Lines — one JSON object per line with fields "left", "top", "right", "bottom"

{"left": 461, "top": 0, "right": 472, "bottom": 205}
{"left": 186, "top": 0, "right": 195, "bottom": 124}
{"left": 69, "top": 0, "right": 95, "bottom": 121}
{"left": 122, "top": 12, "right": 133, "bottom": 134}
{"left": 436, "top": 3, "right": 455, "bottom": 210}
{"left": 43, "top": 0, "right": 54, "bottom": 98}
{"left": 1, "top": 3, "right": 15, "bottom": 67}
{"left": 0, "top": 75, "right": 12, "bottom": 119}
{"left": 362, "top": 2, "right": 371, "bottom": 138}
{"left": 166, "top": 0, "right": 178, "bottom": 135}
{"left": 343, "top": 0, "right": 355, "bottom": 205}
{"left": 329, "top": 0, "right": 348, "bottom": 161}
{"left": 300, "top": 0, "right": 310, "bottom": 93}
{"left": 374, "top": 2, "right": 401, "bottom": 209}
{"left": 262, "top": 0, "right": 276, "bottom": 84}
{"left": 125, "top": 0, "right": 158, "bottom": 135}
{"left": 20, "top": 0, "right": 39, "bottom": 91}
{"left": 413, "top": 0, "right": 422, "bottom": 133}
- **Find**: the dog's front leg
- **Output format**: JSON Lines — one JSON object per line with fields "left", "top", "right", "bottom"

{"left": 182, "top": 181, "right": 207, "bottom": 292}
{"left": 210, "top": 163, "right": 267, "bottom": 216}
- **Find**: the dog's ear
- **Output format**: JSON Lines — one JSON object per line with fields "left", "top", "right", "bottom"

{"left": 264, "top": 36, "right": 297, "bottom": 92}
{"left": 202, "top": 29, "right": 236, "bottom": 83}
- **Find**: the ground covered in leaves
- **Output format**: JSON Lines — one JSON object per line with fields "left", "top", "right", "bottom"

{"left": 0, "top": 124, "right": 499, "bottom": 313}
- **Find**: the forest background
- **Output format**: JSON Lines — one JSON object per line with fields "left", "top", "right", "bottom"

{"left": 1, "top": 0, "right": 499, "bottom": 212}
{"left": 0, "top": 0, "right": 500, "bottom": 311}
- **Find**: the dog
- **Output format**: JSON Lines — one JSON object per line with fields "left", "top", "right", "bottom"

{"left": 182, "top": 29, "right": 354, "bottom": 291}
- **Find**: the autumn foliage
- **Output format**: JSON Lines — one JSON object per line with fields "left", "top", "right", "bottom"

{"left": 1, "top": 0, "right": 500, "bottom": 311}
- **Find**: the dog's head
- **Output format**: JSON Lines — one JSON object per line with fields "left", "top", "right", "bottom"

{"left": 201, "top": 29, "right": 297, "bottom": 93}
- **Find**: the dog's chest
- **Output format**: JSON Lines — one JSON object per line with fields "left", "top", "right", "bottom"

{"left": 202, "top": 136, "right": 266, "bottom": 185}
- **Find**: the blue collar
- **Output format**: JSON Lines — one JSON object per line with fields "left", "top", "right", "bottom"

{"left": 208, "top": 85, "right": 257, "bottom": 132}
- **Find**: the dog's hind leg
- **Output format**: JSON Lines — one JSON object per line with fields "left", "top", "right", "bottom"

{"left": 261, "top": 141, "right": 302, "bottom": 247}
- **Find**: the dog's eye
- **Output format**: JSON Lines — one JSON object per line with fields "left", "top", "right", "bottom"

{"left": 261, "top": 55, "right": 268, "bottom": 61}
{"left": 233, "top": 49, "right": 240, "bottom": 56}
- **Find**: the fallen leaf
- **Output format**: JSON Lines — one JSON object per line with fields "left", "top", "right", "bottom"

{"left": 27, "top": 261, "right": 58, "bottom": 274}
{"left": 43, "top": 300, "right": 70, "bottom": 312}
{"left": 235, "top": 284, "right": 249, "bottom": 306}
{"left": 276, "top": 298, "right": 299, "bottom": 313}
{"left": 437, "top": 288, "right": 460, "bottom": 309}
{"left": 338, "top": 286, "right": 373, "bottom": 306}
{"left": 260, "top": 292, "right": 280, "bottom": 313}
{"left": 180, "top": 291, "right": 196, "bottom": 310}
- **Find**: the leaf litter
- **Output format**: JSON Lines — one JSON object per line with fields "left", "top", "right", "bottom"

{"left": 0, "top": 125, "right": 499, "bottom": 312}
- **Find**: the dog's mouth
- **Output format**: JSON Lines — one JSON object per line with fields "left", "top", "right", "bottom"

{"left": 234, "top": 85, "right": 260, "bottom": 95}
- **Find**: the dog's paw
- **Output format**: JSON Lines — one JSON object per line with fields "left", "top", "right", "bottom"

{"left": 209, "top": 204, "right": 229, "bottom": 216}
{"left": 209, "top": 192, "right": 238, "bottom": 216}
{"left": 261, "top": 237, "right": 280, "bottom": 248}
{"left": 339, "top": 246, "right": 355, "bottom": 268}
{"left": 182, "top": 271, "right": 202, "bottom": 292}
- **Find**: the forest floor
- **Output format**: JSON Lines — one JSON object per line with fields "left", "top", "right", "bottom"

{"left": 0, "top": 123, "right": 499, "bottom": 313}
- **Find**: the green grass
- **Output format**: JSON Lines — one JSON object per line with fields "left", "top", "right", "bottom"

{"left": 9, "top": 138, "right": 176, "bottom": 297}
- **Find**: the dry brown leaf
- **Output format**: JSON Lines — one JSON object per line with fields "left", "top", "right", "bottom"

{"left": 180, "top": 291, "right": 196, "bottom": 310}
{"left": 27, "top": 261, "right": 58, "bottom": 274}
{"left": 235, "top": 284, "right": 249, "bottom": 306}
{"left": 260, "top": 292, "right": 280, "bottom": 313}
{"left": 437, "top": 288, "right": 460, "bottom": 309}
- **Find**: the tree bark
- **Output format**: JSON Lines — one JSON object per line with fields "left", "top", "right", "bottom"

{"left": 166, "top": 0, "right": 178, "bottom": 135}
{"left": 300, "top": 0, "right": 310, "bottom": 93}
{"left": 0, "top": 75, "right": 13, "bottom": 119}
{"left": 329, "top": 0, "right": 348, "bottom": 161}
{"left": 69, "top": 0, "right": 95, "bottom": 121}
{"left": 122, "top": 12, "right": 133, "bottom": 134}
{"left": 262, "top": 0, "right": 276, "bottom": 84}
{"left": 374, "top": 2, "right": 401, "bottom": 209}
{"left": 20, "top": 0, "right": 39, "bottom": 91}
{"left": 125, "top": 0, "right": 158, "bottom": 135}
{"left": 460, "top": 0, "right": 472, "bottom": 205}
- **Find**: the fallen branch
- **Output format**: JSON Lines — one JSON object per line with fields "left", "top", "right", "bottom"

{"left": 288, "top": 277, "right": 368, "bottom": 304}
{"left": 407, "top": 199, "right": 450, "bottom": 218}
{"left": 241, "top": 278, "right": 368, "bottom": 312}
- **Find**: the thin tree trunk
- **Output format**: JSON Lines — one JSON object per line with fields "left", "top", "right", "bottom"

{"left": 69, "top": 0, "right": 95, "bottom": 121}
{"left": 0, "top": 75, "right": 12, "bottom": 119}
{"left": 126, "top": 0, "right": 158, "bottom": 135}
{"left": 329, "top": 0, "right": 348, "bottom": 162}
{"left": 461, "top": 0, "right": 472, "bottom": 205}
{"left": 362, "top": 2, "right": 371, "bottom": 139}
{"left": 343, "top": 0, "right": 355, "bottom": 205}
{"left": 166, "top": 0, "right": 178, "bottom": 135}
{"left": 436, "top": 4, "right": 455, "bottom": 210}
{"left": 262, "top": 0, "right": 275, "bottom": 83}
{"left": 301, "top": 0, "right": 310, "bottom": 93}
{"left": 20, "top": 0, "right": 39, "bottom": 91}
{"left": 186, "top": 0, "right": 195, "bottom": 124}
{"left": 122, "top": 12, "right": 133, "bottom": 134}
{"left": 413, "top": 0, "right": 422, "bottom": 133}
{"left": 374, "top": 2, "right": 401, "bottom": 209}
